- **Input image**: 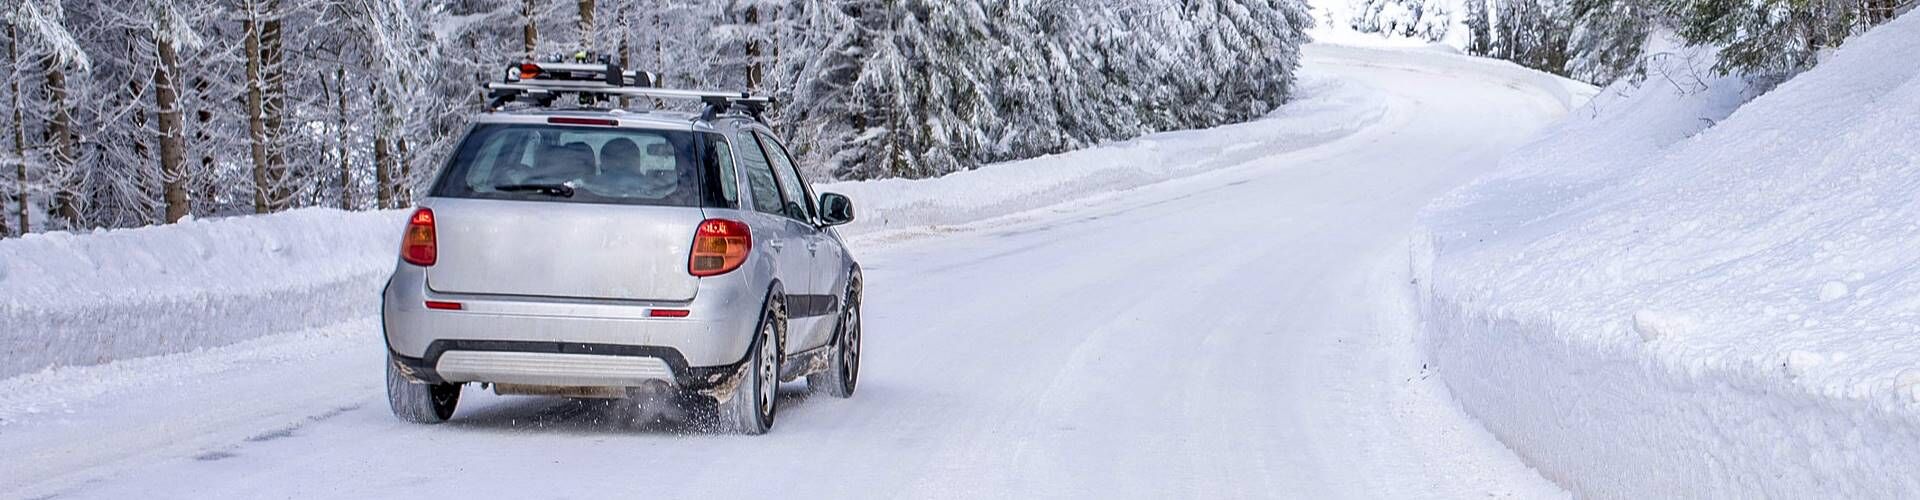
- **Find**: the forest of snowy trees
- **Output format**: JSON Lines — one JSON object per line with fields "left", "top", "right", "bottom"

{"left": 0, "top": 0, "right": 1313, "bottom": 236}
{"left": 1350, "top": 0, "right": 1912, "bottom": 84}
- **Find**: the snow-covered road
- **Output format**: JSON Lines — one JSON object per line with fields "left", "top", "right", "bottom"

{"left": 5, "top": 46, "right": 1576, "bottom": 499}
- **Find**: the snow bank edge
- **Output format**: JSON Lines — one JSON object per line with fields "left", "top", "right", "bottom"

{"left": 1409, "top": 260, "right": 1920, "bottom": 496}
{"left": 0, "top": 209, "right": 404, "bottom": 379}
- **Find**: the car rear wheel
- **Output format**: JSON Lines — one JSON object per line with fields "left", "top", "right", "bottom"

{"left": 386, "top": 358, "right": 461, "bottom": 424}
{"left": 808, "top": 274, "right": 861, "bottom": 398}
{"left": 722, "top": 298, "right": 784, "bottom": 435}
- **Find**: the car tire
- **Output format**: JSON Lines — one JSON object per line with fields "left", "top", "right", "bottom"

{"left": 386, "top": 357, "right": 461, "bottom": 424}
{"left": 808, "top": 273, "right": 861, "bottom": 398}
{"left": 722, "top": 297, "right": 784, "bottom": 435}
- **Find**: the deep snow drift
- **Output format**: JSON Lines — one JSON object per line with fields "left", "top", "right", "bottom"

{"left": 1416, "top": 16, "right": 1920, "bottom": 497}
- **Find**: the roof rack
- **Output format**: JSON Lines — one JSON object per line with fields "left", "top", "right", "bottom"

{"left": 485, "top": 53, "right": 773, "bottom": 122}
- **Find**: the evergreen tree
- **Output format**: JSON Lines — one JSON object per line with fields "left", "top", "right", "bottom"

{"left": 1464, "top": 0, "right": 1494, "bottom": 56}
{"left": 1493, "top": 0, "right": 1576, "bottom": 75}
{"left": 0, "top": 0, "right": 1319, "bottom": 234}
{"left": 1680, "top": 0, "right": 1860, "bottom": 77}
{"left": 1350, "top": 0, "right": 1454, "bottom": 41}
{"left": 1569, "top": 0, "right": 1656, "bottom": 83}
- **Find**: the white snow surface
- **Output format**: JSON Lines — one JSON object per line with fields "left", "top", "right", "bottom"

{"left": 1415, "top": 16, "right": 1920, "bottom": 498}
{"left": 2, "top": 45, "right": 1586, "bottom": 498}
{"left": 819, "top": 71, "right": 1387, "bottom": 244}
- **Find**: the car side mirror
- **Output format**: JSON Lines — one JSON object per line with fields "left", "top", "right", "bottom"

{"left": 819, "top": 192, "right": 855, "bottom": 227}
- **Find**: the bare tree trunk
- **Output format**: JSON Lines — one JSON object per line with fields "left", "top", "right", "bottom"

{"left": 522, "top": 0, "right": 539, "bottom": 59}
{"left": 243, "top": 0, "right": 286, "bottom": 214}
{"left": 155, "top": 24, "right": 190, "bottom": 224}
{"left": 5, "top": 23, "right": 19, "bottom": 236}
{"left": 1866, "top": 0, "right": 1897, "bottom": 23}
{"left": 334, "top": 67, "right": 353, "bottom": 210}
{"left": 373, "top": 79, "right": 394, "bottom": 210}
{"left": 127, "top": 30, "right": 156, "bottom": 223}
{"left": 463, "top": 0, "right": 486, "bottom": 109}
{"left": 262, "top": 5, "right": 290, "bottom": 210}
{"left": 618, "top": 40, "right": 631, "bottom": 107}
{"left": 373, "top": 134, "right": 393, "bottom": 209}
{"left": 396, "top": 137, "right": 413, "bottom": 206}
{"left": 744, "top": 5, "right": 763, "bottom": 91}
{"left": 46, "top": 66, "right": 81, "bottom": 228}
{"left": 193, "top": 77, "right": 215, "bottom": 216}
{"left": 883, "top": 3, "right": 905, "bottom": 178}
{"left": 244, "top": 2, "right": 268, "bottom": 213}
{"left": 577, "top": 0, "right": 594, "bottom": 50}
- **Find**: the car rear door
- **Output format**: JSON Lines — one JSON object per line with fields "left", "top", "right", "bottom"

{"left": 730, "top": 129, "right": 815, "bottom": 343}
{"left": 756, "top": 131, "right": 840, "bottom": 352}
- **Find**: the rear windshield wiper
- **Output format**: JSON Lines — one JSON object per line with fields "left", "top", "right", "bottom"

{"left": 495, "top": 182, "right": 575, "bottom": 198}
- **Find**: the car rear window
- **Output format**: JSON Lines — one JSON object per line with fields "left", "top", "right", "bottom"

{"left": 431, "top": 123, "right": 732, "bottom": 208}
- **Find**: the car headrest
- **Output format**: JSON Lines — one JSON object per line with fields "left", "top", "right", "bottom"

{"left": 533, "top": 142, "right": 596, "bottom": 181}
{"left": 600, "top": 138, "right": 642, "bottom": 173}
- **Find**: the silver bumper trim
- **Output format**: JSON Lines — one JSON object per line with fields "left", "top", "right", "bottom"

{"left": 435, "top": 351, "right": 676, "bottom": 387}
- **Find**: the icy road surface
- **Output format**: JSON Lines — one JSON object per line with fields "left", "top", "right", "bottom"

{"left": 4, "top": 46, "right": 1574, "bottom": 499}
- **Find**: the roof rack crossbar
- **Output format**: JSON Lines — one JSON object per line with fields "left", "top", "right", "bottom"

{"left": 486, "top": 81, "right": 772, "bottom": 121}
{"left": 488, "top": 82, "right": 770, "bottom": 104}
{"left": 486, "top": 58, "right": 772, "bottom": 122}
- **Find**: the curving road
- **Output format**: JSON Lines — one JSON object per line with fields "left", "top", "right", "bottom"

{"left": 4, "top": 45, "right": 1576, "bottom": 499}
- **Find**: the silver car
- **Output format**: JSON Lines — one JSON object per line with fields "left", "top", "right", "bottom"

{"left": 381, "top": 105, "right": 862, "bottom": 435}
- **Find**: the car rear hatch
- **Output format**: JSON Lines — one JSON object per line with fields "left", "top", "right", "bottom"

{"left": 425, "top": 198, "right": 702, "bottom": 302}
{"left": 419, "top": 119, "right": 723, "bottom": 302}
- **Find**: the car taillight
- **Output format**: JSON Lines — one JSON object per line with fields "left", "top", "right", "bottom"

{"left": 402, "top": 208, "right": 437, "bottom": 266}
{"left": 518, "top": 63, "right": 542, "bottom": 80}
{"left": 690, "top": 219, "right": 750, "bottom": 277}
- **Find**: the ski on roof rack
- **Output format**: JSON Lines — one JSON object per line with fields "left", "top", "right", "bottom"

{"left": 485, "top": 52, "right": 772, "bottom": 122}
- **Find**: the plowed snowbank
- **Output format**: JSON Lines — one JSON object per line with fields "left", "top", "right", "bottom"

{"left": 1417, "top": 17, "right": 1920, "bottom": 497}
{"left": 0, "top": 210, "right": 404, "bottom": 379}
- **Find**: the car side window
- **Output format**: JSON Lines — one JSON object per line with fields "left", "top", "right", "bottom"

{"left": 706, "top": 134, "right": 739, "bottom": 207}
{"left": 732, "top": 131, "right": 785, "bottom": 215}
{"left": 756, "top": 132, "right": 816, "bottom": 222}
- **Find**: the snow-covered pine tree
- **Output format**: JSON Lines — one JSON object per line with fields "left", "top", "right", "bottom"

{"left": 1494, "top": 0, "right": 1576, "bottom": 75}
{"left": 59, "top": 1, "right": 152, "bottom": 227}
{"left": 1568, "top": 0, "right": 1658, "bottom": 84}
{"left": 1464, "top": 0, "right": 1494, "bottom": 55}
{"left": 342, "top": 0, "right": 428, "bottom": 209}
{"left": 822, "top": 0, "right": 914, "bottom": 180}
{"left": 148, "top": 0, "right": 202, "bottom": 223}
{"left": 240, "top": 0, "right": 294, "bottom": 215}
{"left": 745, "top": 0, "right": 882, "bottom": 179}
{"left": 1676, "top": 0, "right": 1861, "bottom": 78}
{"left": 1349, "top": 0, "right": 1454, "bottom": 41}
{"left": 8, "top": 0, "right": 89, "bottom": 230}
{"left": 0, "top": 0, "right": 1320, "bottom": 235}
{"left": 904, "top": 0, "right": 1004, "bottom": 177}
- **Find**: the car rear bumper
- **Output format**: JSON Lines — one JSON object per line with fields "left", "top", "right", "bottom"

{"left": 387, "top": 340, "right": 743, "bottom": 391}
{"left": 381, "top": 262, "right": 765, "bottom": 386}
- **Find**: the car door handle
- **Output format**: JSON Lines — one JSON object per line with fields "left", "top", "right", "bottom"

{"left": 806, "top": 240, "right": 820, "bottom": 252}
{"left": 768, "top": 240, "right": 786, "bottom": 250}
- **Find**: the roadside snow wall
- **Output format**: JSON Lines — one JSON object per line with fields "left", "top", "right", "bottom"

{"left": 1415, "top": 18, "right": 1920, "bottom": 498}
{"left": 0, "top": 209, "right": 405, "bottom": 379}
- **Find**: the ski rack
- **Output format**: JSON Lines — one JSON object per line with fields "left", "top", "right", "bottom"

{"left": 486, "top": 58, "right": 772, "bottom": 122}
